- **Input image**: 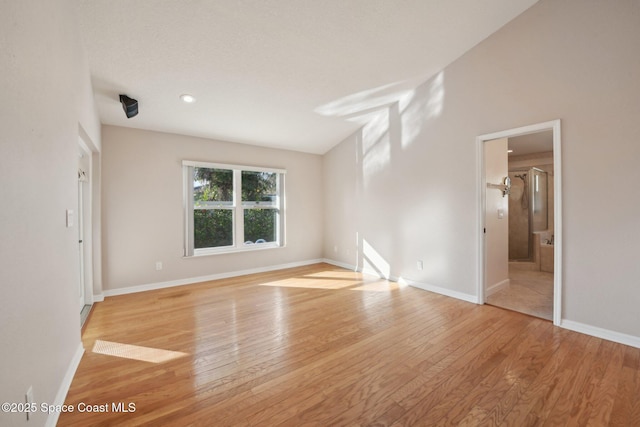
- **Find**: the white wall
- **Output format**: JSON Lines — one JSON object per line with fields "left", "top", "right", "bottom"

{"left": 0, "top": 1, "right": 101, "bottom": 425}
{"left": 324, "top": 0, "right": 640, "bottom": 339}
{"left": 101, "top": 125, "right": 323, "bottom": 292}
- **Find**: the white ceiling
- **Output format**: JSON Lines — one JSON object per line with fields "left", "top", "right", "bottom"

{"left": 508, "top": 130, "right": 554, "bottom": 156}
{"left": 78, "top": 0, "right": 538, "bottom": 154}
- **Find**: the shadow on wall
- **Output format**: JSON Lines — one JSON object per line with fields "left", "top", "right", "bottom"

{"left": 318, "top": 73, "right": 453, "bottom": 283}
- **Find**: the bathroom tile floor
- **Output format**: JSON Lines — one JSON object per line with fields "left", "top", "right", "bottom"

{"left": 486, "top": 266, "right": 554, "bottom": 320}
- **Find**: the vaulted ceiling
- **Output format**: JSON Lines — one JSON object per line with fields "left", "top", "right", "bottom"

{"left": 78, "top": 0, "right": 538, "bottom": 154}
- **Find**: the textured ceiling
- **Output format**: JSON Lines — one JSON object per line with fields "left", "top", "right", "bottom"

{"left": 508, "top": 130, "right": 554, "bottom": 156}
{"left": 78, "top": 0, "right": 538, "bottom": 154}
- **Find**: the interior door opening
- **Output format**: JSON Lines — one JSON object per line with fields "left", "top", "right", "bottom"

{"left": 78, "top": 139, "right": 93, "bottom": 326}
{"left": 78, "top": 177, "right": 85, "bottom": 311}
{"left": 477, "top": 120, "right": 562, "bottom": 325}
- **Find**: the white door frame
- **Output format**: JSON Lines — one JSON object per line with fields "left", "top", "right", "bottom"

{"left": 477, "top": 119, "right": 562, "bottom": 325}
{"left": 78, "top": 138, "right": 93, "bottom": 309}
{"left": 78, "top": 177, "right": 86, "bottom": 310}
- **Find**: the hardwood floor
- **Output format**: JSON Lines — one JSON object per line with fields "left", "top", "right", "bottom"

{"left": 59, "top": 263, "right": 640, "bottom": 426}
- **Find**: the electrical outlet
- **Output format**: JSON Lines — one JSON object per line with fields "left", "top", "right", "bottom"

{"left": 155, "top": 261, "right": 163, "bottom": 271}
{"left": 417, "top": 260, "right": 424, "bottom": 270}
{"left": 25, "top": 386, "right": 34, "bottom": 421}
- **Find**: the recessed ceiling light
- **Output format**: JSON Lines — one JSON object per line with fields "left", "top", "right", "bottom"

{"left": 180, "top": 94, "right": 196, "bottom": 103}
{"left": 507, "top": 149, "right": 514, "bottom": 153}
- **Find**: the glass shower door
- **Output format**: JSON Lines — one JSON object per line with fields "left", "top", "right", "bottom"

{"left": 531, "top": 168, "right": 548, "bottom": 232}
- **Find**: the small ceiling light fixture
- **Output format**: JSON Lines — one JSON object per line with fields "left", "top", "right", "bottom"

{"left": 180, "top": 94, "right": 196, "bottom": 103}
{"left": 507, "top": 149, "right": 514, "bottom": 153}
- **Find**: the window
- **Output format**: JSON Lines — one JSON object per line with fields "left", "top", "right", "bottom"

{"left": 183, "top": 161, "right": 285, "bottom": 256}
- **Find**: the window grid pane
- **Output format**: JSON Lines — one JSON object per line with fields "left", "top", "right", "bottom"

{"left": 243, "top": 209, "right": 277, "bottom": 244}
{"left": 194, "top": 167, "right": 233, "bottom": 203}
{"left": 241, "top": 171, "right": 277, "bottom": 202}
{"left": 194, "top": 209, "right": 233, "bottom": 249}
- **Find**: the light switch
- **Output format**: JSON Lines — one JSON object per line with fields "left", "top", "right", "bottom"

{"left": 66, "top": 209, "right": 74, "bottom": 227}
{"left": 497, "top": 208, "right": 504, "bottom": 219}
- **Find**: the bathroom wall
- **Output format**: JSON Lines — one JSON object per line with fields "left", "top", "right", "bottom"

{"left": 507, "top": 170, "right": 531, "bottom": 260}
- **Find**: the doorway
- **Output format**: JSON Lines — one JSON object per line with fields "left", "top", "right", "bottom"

{"left": 477, "top": 120, "right": 562, "bottom": 325}
{"left": 78, "top": 139, "right": 93, "bottom": 325}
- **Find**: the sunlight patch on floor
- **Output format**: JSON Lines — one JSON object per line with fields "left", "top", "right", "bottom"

{"left": 350, "top": 280, "right": 405, "bottom": 292}
{"left": 258, "top": 269, "right": 401, "bottom": 292}
{"left": 259, "top": 277, "right": 359, "bottom": 290}
{"left": 92, "top": 340, "right": 189, "bottom": 363}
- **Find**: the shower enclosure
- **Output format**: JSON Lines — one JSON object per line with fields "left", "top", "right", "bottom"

{"left": 508, "top": 167, "right": 548, "bottom": 261}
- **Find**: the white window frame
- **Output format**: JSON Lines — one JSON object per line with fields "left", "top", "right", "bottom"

{"left": 183, "top": 161, "right": 286, "bottom": 257}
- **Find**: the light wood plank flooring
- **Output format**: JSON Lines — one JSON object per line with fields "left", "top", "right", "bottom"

{"left": 59, "top": 263, "right": 640, "bottom": 426}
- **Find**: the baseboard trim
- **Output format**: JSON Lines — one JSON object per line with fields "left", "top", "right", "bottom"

{"left": 486, "top": 278, "right": 510, "bottom": 297}
{"left": 92, "top": 293, "right": 104, "bottom": 302}
{"left": 322, "top": 258, "right": 478, "bottom": 304}
{"left": 45, "top": 342, "right": 84, "bottom": 427}
{"left": 403, "top": 279, "right": 478, "bottom": 304}
{"left": 560, "top": 320, "right": 640, "bottom": 349}
{"left": 322, "top": 258, "right": 358, "bottom": 272}
{"left": 103, "top": 259, "right": 325, "bottom": 297}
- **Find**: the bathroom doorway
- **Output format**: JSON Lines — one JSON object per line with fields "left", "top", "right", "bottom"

{"left": 477, "top": 120, "right": 562, "bottom": 325}
{"left": 78, "top": 137, "right": 93, "bottom": 327}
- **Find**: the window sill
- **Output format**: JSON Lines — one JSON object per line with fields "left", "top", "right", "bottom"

{"left": 185, "top": 243, "right": 283, "bottom": 258}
